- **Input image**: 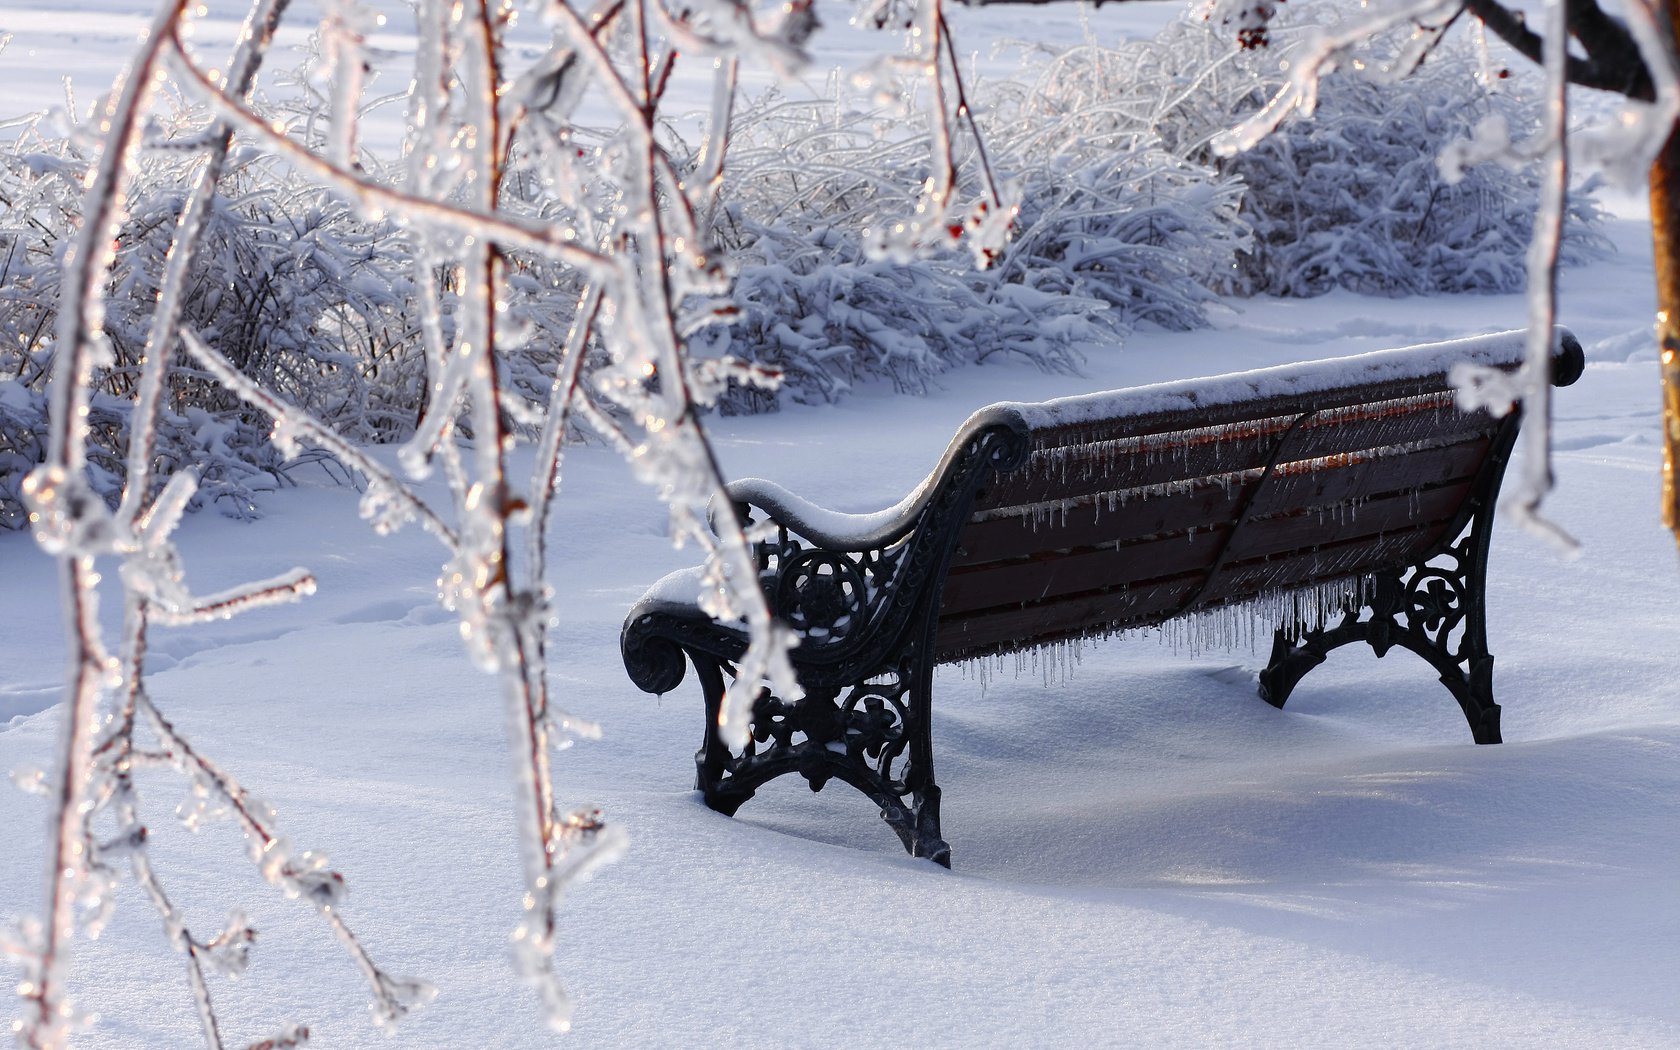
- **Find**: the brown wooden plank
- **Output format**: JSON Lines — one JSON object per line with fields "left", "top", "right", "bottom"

{"left": 975, "top": 396, "right": 1497, "bottom": 512}
{"left": 934, "top": 577, "right": 1200, "bottom": 659}
{"left": 939, "top": 524, "right": 1228, "bottom": 618}
{"left": 1224, "top": 482, "right": 1471, "bottom": 563}
{"left": 953, "top": 437, "right": 1492, "bottom": 568}
{"left": 955, "top": 477, "right": 1249, "bottom": 569}
{"left": 939, "top": 482, "right": 1466, "bottom": 620}
{"left": 1192, "top": 526, "right": 1452, "bottom": 610}
{"left": 934, "top": 521, "right": 1453, "bottom": 660}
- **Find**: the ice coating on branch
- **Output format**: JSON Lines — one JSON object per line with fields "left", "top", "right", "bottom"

{"left": 22, "top": 464, "right": 120, "bottom": 556}
{"left": 1438, "top": 113, "right": 1518, "bottom": 184}
{"left": 1211, "top": 0, "right": 1460, "bottom": 157}
{"left": 314, "top": 0, "right": 377, "bottom": 169}
{"left": 510, "top": 806, "right": 629, "bottom": 1033}
{"left": 200, "top": 911, "right": 256, "bottom": 978}
{"left": 245, "top": 1023, "right": 310, "bottom": 1049}
{"left": 1202, "top": 0, "right": 1284, "bottom": 51}
{"left": 359, "top": 477, "right": 418, "bottom": 536}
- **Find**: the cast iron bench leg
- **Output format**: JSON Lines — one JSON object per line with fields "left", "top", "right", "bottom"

{"left": 1258, "top": 499, "right": 1502, "bottom": 745}
{"left": 690, "top": 649, "right": 952, "bottom": 866}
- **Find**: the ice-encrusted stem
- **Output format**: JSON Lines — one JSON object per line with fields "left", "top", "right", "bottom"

{"left": 116, "top": 0, "right": 291, "bottom": 532}
{"left": 692, "top": 57, "right": 739, "bottom": 228}
{"left": 922, "top": 0, "right": 957, "bottom": 213}
{"left": 1502, "top": 0, "right": 1574, "bottom": 551}
{"left": 1211, "top": 0, "right": 1459, "bottom": 157}
{"left": 529, "top": 286, "right": 603, "bottom": 590}
{"left": 137, "top": 684, "right": 436, "bottom": 1032}
{"left": 101, "top": 600, "right": 232, "bottom": 1049}
{"left": 178, "top": 329, "right": 458, "bottom": 544}
{"left": 17, "top": 4, "right": 187, "bottom": 1045}
{"left": 538, "top": 0, "right": 802, "bottom": 752}
{"left": 13, "top": 0, "right": 422, "bottom": 1029}
{"left": 161, "top": 31, "right": 614, "bottom": 273}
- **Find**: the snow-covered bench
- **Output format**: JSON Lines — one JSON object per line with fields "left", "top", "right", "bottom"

{"left": 621, "top": 329, "right": 1585, "bottom": 866}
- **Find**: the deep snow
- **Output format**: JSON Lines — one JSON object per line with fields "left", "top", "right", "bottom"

{"left": 2, "top": 3, "right": 1678, "bottom": 1048}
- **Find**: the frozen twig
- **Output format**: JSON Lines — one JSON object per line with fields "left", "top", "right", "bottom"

{"left": 162, "top": 31, "right": 616, "bottom": 273}
{"left": 16, "top": 2, "right": 193, "bottom": 1044}
{"left": 178, "top": 329, "right": 457, "bottom": 543}
{"left": 1211, "top": 0, "right": 1459, "bottom": 157}
{"left": 1500, "top": 0, "right": 1576, "bottom": 552}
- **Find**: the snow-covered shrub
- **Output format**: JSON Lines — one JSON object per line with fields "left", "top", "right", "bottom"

{"left": 1119, "top": 15, "right": 1609, "bottom": 297}
{"left": 701, "top": 73, "right": 1246, "bottom": 411}
{"left": 978, "top": 45, "right": 1249, "bottom": 325}
{"left": 0, "top": 104, "right": 430, "bottom": 526}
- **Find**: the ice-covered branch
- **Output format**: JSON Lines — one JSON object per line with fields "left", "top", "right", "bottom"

{"left": 1211, "top": 0, "right": 1459, "bottom": 157}
{"left": 116, "top": 0, "right": 292, "bottom": 533}
{"left": 161, "top": 32, "right": 617, "bottom": 273}
{"left": 1463, "top": 0, "right": 1655, "bottom": 101}
{"left": 15, "top": 2, "right": 195, "bottom": 1043}
{"left": 1457, "top": 0, "right": 1576, "bottom": 551}
{"left": 178, "top": 329, "right": 458, "bottom": 544}
{"left": 138, "top": 686, "right": 437, "bottom": 1031}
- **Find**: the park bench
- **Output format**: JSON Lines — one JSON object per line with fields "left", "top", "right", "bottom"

{"left": 621, "top": 328, "right": 1585, "bottom": 866}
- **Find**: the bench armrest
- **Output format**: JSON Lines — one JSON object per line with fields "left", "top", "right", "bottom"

{"left": 719, "top": 476, "right": 936, "bottom": 552}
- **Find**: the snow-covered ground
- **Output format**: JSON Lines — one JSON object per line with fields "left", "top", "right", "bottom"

{"left": 3, "top": 3, "right": 1678, "bottom": 1048}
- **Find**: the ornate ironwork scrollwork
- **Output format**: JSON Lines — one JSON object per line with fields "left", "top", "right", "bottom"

{"left": 1259, "top": 509, "right": 1502, "bottom": 744}
{"left": 620, "top": 422, "right": 1025, "bottom": 865}
{"left": 773, "top": 550, "right": 872, "bottom": 643}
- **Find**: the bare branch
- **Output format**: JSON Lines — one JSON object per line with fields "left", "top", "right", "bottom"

{"left": 1463, "top": 0, "right": 1655, "bottom": 100}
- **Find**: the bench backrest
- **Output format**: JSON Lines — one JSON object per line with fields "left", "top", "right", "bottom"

{"left": 930, "top": 329, "right": 1583, "bottom": 661}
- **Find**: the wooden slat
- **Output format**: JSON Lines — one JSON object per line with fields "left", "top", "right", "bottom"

{"left": 1224, "top": 481, "right": 1470, "bottom": 562}
{"left": 939, "top": 524, "right": 1228, "bottom": 618}
{"left": 1194, "top": 526, "right": 1451, "bottom": 608}
{"left": 934, "top": 520, "right": 1454, "bottom": 660}
{"left": 974, "top": 397, "right": 1496, "bottom": 512}
{"left": 939, "top": 481, "right": 1467, "bottom": 619}
{"left": 953, "top": 437, "right": 1492, "bottom": 568}
{"left": 934, "top": 577, "right": 1201, "bottom": 659}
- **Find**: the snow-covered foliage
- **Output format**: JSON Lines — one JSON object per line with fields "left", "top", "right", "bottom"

{"left": 699, "top": 52, "right": 1248, "bottom": 411}
{"left": 696, "top": 90, "right": 1090, "bottom": 410}
{"left": 685, "top": 9, "right": 1614, "bottom": 414}
{"left": 1118, "top": 16, "right": 1610, "bottom": 297}
{"left": 0, "top": 105, "right": 412, "bottom": 528}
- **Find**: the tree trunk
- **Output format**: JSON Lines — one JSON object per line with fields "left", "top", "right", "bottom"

{"left": 1653, "top": 1, "right": 1680, "bottom": 549}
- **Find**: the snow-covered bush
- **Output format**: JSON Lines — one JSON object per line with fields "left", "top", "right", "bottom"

{"left": 978, "top": 44, "right": 1248, "bottom": 323}
{"left": 700, "top": 70, "right": 1246, "bottom": 412}
{"left": 0, "top": 106, "right": 422, "bottom": 526}
{"left": 1118, "top": 15, "right": 1610, "bottom": 297}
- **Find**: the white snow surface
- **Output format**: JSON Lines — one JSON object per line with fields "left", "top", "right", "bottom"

{"left": 999, "top": 326, "right": 1556, "bottom": 430}
{"left": 3, "top": 3, "right": 1679, "bottom": 1048}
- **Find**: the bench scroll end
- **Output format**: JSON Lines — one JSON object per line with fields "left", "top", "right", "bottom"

{"left": 1551, "top": 327, "right": 1586, "bottom": 388}
{"left": 621, "top": 614, "right": 689, "bottom": 695}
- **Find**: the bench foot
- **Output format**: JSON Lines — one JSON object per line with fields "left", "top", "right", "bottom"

{"left": 692, "top": 655, "right": 951, "bottom": 866}
{"left": 1259, "top": 522, "right": 1502, "bottom": 745}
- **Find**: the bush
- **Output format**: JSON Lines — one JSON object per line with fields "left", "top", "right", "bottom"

{"left": 0, "top": 105, "right": 424, "bottom": 523}
{"left": 1115, "top": 15, "right": 1610, "bottom": 296}
{"left": 697, "top": 71, "right": 1248, "bottom": 412}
